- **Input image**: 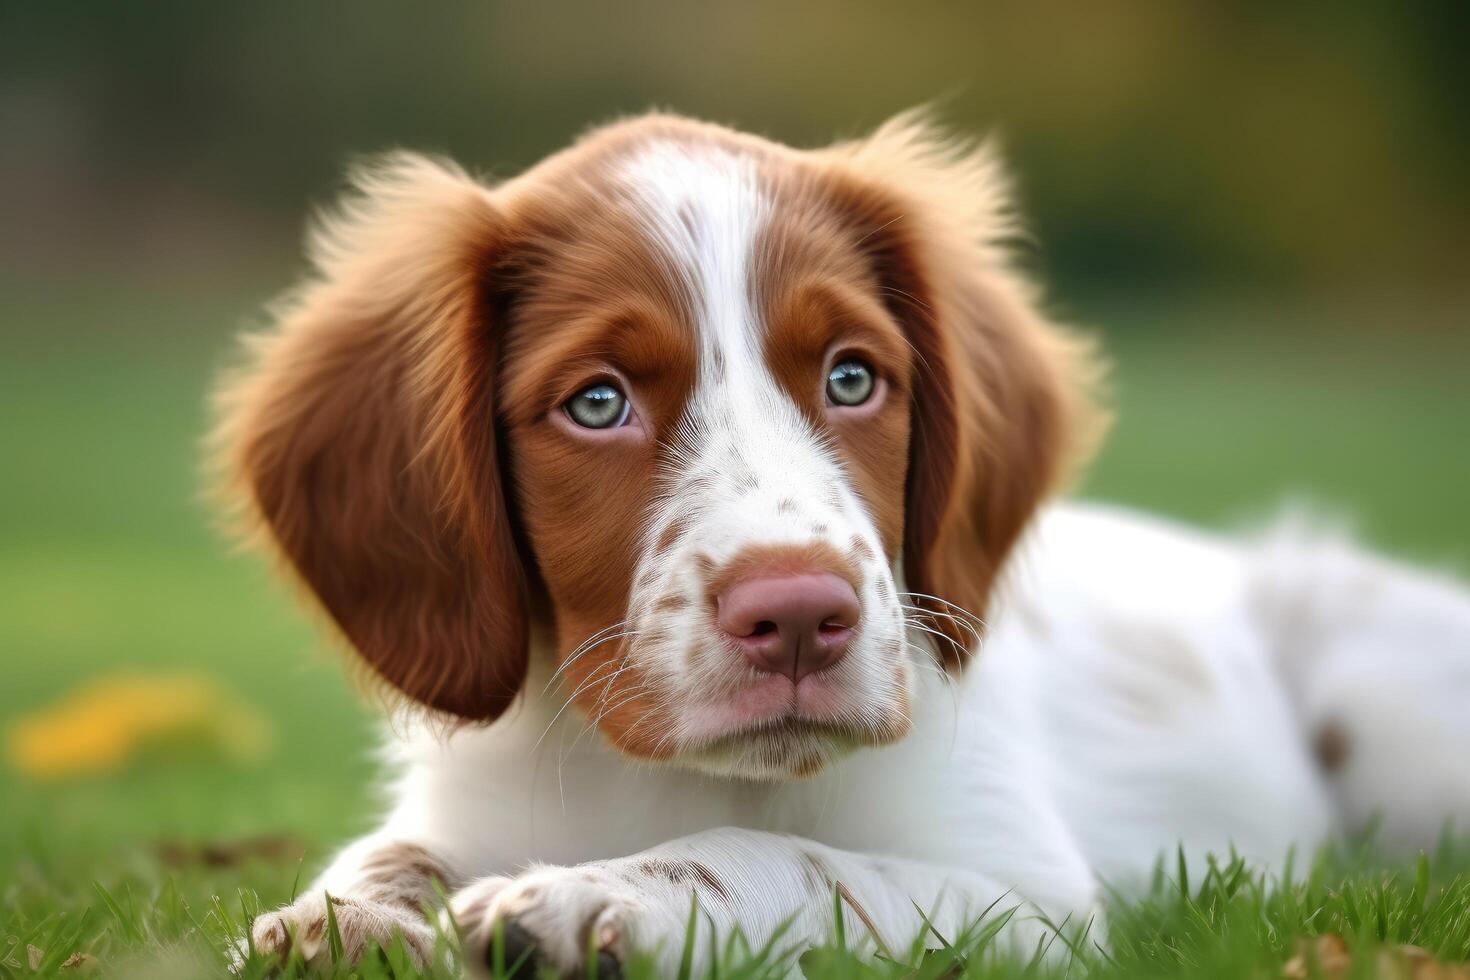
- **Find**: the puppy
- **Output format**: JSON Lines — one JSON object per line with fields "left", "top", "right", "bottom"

{"left": 215, "top": 112, "right": 1470, "bottom": 976}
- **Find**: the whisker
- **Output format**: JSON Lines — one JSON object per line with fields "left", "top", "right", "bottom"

{"left": 543, "top": 620, "right": 636, "bottom": 692}
{"left": 899, "top": 603, "right": 983, "bottom": 646}
{"left": 565, "top": 678, "right": 660, "bottom": 757}
{"left": 561, "top": 671, "right": 649, "bottom": 759}
{"left": 565, "top": 619, "right": 635, "bottom": 656}
{"left": 901, "top": 606, "right": 977, "bottom": 649}
{"left": 591, "top": 678, "right": 655, "bottom": 720}
{"left": 594, "top": 688, "right": 678, "bottom": 763}
{"left": 896, "top": 591, "right": 987, "bottom": 630}
{"left": 903, "top": 620, "right": 971, "bottom": 663}
{"left": 532, "top": 641, "right": 637, "bottom": 753}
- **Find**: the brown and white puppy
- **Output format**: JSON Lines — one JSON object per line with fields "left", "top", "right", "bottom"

{"left": 216, "top": 112, "right": 1470, "bottom": 976}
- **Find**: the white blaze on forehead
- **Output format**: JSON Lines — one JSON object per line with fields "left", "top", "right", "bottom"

{"left": 615, "top": 142, "right": 908, "bottom": 741}
{"left": 618, "top": 141, "right": 871, "bottom": 563}
{"left": 619, "top": 141, "right": 767, "bottom": 379}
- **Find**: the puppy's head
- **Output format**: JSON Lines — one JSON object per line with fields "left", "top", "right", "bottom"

{"left": 214, "top": 112, "right": 1103, "bottom": 779}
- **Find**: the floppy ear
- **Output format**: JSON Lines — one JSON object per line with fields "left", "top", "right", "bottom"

{"left": 212, "top": 153, "right": 528, "bottom": 721}
{"left": 822, "top": 111, "right": 1107, "bottom": 668}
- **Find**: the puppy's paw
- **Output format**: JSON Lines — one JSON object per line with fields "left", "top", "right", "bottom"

{"left": 450, "top": 866, "right": 643, "bottom": 979}
{"left": 244, "top": 891, "right": 435, "bottom": 968}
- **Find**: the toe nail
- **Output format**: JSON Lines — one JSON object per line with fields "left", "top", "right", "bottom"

{"left": 493, "top": 919, "right": 540, "bottom": 980}
{"left": 593, "top": 948, "right": 623, "bottom": 980}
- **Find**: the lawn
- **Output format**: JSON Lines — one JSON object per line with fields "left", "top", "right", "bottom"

{"left": 2, "top": 281, "right": 1467, "bottom": 977}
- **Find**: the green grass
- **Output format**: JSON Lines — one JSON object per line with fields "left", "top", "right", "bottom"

{"left": 9, "top": 843, "right": 1470, "bottom": 977}
{"left": 1, "top": 282, "right": 1467, "bottom": 976}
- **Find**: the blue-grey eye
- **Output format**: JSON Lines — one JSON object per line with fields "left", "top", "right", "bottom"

{"left": 825, "top": 358, "right": 875, "bottom": 407}
{"left": 565, "top": 383, "right": 630, "bottom": 429}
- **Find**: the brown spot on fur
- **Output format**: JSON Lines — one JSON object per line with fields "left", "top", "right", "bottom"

{"left": 654, "top": 512, "right": 693, "bottom": 554}
{"left": 638, "top": 626, "right": 672, "bottom": 650}
{"left": 637, "top": 863, "right": 735, "bottom": 905}
{"left": 346, "top": 842, "right": 457, "bottom": 915}
{"left": 455, "top": 892, "right": 495, "bottom": 926}
{"left": 266, "top": 919, "right": 293, "bottom": 956}
{"left": 689, "top": 861, "right": 730, "bottom": 901}
{"left": 654, "top": 593, "right": 690, "bottom": 612}
{"left": 638, "top": 860, "right": 731, "bottom": 902}
{"left": 727, "top": 462, "right": 759, "bottom": 493}
{"left": 1315, "top": 720, "right": 1351, "bottom": 773}
{"left": 798, "top": 850, "right": 835, "bottom": 894}
{"left": 359, "top": 843, "right": 452, "bottom": 887}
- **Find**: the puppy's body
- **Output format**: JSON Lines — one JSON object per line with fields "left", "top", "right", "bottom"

{"left": 217, "top": 114, "right": 1470, "bottom": 974}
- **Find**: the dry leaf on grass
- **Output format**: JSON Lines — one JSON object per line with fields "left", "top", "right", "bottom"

{"left": 1284, "top": 933, "right": 1470, "bottom": 980}
{"left": 5, "top": 673, "right": 272, "bottom": 778}
{"left": 155, "top": 833, "right": 306, "bottom": 868}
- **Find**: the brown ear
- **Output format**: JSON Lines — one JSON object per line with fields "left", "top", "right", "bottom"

{"left": 822, "top": 112, "right": 1108, "bottom": 668}
{"left": 212, "top": 153, "right": 528, "bottom": 720}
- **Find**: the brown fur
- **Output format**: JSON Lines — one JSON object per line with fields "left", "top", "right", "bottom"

{"left": 355, "top": 842, "right": 457, "bottom": 909}
{"left": 212, "top": 154, "right": 529, "bottom": 721}
{"left": 496, "top": 183, "right": 700, "bottom": 748}
{"left": 814, "top": 112, "right": 1107, "bottom": 666}
{"left": 635, "top": 859, "right": 732, "bottom": 902}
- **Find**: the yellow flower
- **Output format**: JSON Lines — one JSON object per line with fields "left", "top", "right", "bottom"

{"left": 6, "top": 673, "right": 273, "bottom": 778}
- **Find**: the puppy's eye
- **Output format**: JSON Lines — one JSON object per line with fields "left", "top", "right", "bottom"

{"left": 825, "top": 358, "right": 875, "bottom": 407}
{"left": 565, "top": 383, "right": 630, "bottom": 429}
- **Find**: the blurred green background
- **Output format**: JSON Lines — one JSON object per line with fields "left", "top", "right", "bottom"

{"left": 2, "top": 0, "right": 1466, "bottom": 917}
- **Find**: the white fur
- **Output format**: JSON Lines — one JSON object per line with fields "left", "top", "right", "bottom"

{"left": 259, "top": 501, "right": 1470, "bottom": 975}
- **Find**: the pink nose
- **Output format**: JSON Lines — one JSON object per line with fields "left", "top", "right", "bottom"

{"left": 716, "top": 573, "right": 860, "bottom": 682}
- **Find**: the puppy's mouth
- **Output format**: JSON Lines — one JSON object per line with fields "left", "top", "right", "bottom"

{"left": 671, "top": 671, "right": 911, "bottom": 778}
{"left": 677, "top": 671, "right": 865, "bottom": 741}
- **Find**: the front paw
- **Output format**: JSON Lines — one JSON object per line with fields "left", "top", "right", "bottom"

{"left": 245, "top": 891, "right": 435, "bottom": 967}
{"left": 450, "top": 866, "right": 643, "bottom": 979}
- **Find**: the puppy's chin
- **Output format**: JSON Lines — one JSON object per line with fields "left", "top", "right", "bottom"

{"left": 667, "top": 706, "right": 914, "bottom": 780}
{"left": 673, "top": 721, "right": 866, "bottom": 780}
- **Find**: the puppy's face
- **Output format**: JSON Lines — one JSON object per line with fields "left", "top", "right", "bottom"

{"left": 500, "top": 141, "right": 918, "bottom": 775}
{"left": 217, "top": 114, "right": 1099, "bottom": 779}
